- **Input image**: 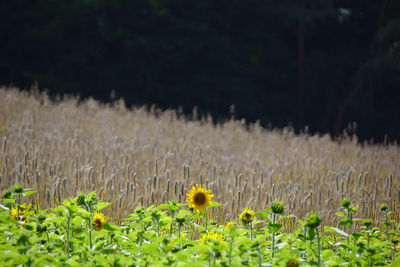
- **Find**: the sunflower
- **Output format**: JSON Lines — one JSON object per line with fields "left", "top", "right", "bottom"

{"left": 286, "top": 259, "right": 299, "bottom": 267}
{"left": 200, "top": 232, "right": 225, "bottom": 245}
{"left": 93, "top": 212, "right": 107, "bottom": 231}
{"left": 10, "top": 203, "right": 32, "bottom": 221}
{"left": 186, "top": 184, "right": 213, "bottom": 213}
{"left": 224, "top": 221, "right": 234, "bottom": 229}
{"left": 240, "top": 208, "right": 255, "bottom": 225}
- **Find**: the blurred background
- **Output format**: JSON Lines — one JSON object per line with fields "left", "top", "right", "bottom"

{"left": 1, "top": 0, "right": 400, "bottom": 142}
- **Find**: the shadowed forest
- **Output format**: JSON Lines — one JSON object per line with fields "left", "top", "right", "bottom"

{"left": 1, "top": 0, "right": 400, "bottom": 141}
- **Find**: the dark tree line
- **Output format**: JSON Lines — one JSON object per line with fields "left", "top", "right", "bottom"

{"left": 1, "top": 0, "right": 400, "bottom": 141}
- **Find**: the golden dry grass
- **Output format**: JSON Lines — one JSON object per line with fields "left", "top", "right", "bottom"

{"left": 1, "top": 87, "right": 399, "bottom": 226}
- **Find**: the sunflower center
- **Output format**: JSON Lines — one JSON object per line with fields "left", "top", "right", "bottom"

{"left": 193, "top": 192, "right": 206, "bottom": 205}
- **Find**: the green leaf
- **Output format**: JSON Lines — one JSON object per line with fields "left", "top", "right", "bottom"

{"left": 335, "top": 212, "right": 345, "bottom": 217}
{"left": 267, "top": 222, "right": 282, "bottom": 234}
{"left": 339, "top": 218, "right": 353, "bottom": 226}
{"left": 87, "top": 191, "right": 97, "bottom": 200}
{"left": 324, "top": 226, "right": 348, "bottom": 237}
{"left": 157, "top": 204, "right": 172, "bottom": 210}
{"left": 45, "top": 217, "right": 66, "bottom": 224}
{"left": 103, "top": 223, "right": 118, "bottom": 231}
{"left": 23, "top": 190, "right": 36, "bottom": 196}
{"left": 52, "top": 206, "right": 66, "bottom": 213}
{"left": 0, "top": 204, "right": 9, "bottom": 210}
{"left": 209, "top": 201, "right": 221, "bottom": 207}
{"left": 280, "top": 215, "right": 296, "bottom": 219}
{"left": 1, "top": 198, "right": 15, "bottom": 203}
{"left": 255, "top": 212, "right": 269, "bottom": 219}
{"left": 96, "top": 202, "right": 111, "bottom": 211}
{"left": 349, "top": 206, "right": 357, "bottom": 212}
{"left": 177, "top": 209, "right": 192, "bottom": 217}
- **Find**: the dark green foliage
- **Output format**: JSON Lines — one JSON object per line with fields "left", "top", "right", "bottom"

{"left": 1, "top": 0, "right": 400, "bottom": 141}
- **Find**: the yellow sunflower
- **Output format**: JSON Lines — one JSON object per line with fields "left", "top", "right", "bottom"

{"left": 10, "top": 203, "right": 32, "bottom": 221}
{"left": 186, "top": 184, "right": 213, "bottom": 213}
{"left": 240, "top": 208, "right": 255, "bottom": 225}
{"left": 93, "top": 212, "right": 107, "bottom": 231}
{"left": 200, "top": 232, "right": 225, "bottom": 245}
{"left": 224, "top": 221, "right": 234, "bottom": 229}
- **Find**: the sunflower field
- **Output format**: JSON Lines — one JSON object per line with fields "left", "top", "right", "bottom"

{"left": 0, "top": 184, "right": 400, "bottom": 266}
{"left": 1, "top": 88, "right": 400, "bottom": 266}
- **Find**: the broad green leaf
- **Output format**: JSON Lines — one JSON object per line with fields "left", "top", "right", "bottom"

{"left": 335, "top": 212, "right": 345, "bottom": 217}
{"left": 349, "top": 206, "right": 357, "bottom": 212}
{"left": 339, "top": 218, "right": 353, "bottom": 226}
{"left": 0, "top": 204, "right": 9, "bottom": 210}
{"left": 87, "top": 191, "right": 97, "bottom": 200}
{"left": 45, "top": 217, "right": 66, "bottom": 224}
{"left": 157, "top": 204, "right": 172, "bottom": 210}
{"left": 103, "top": 223, "right": 118, "bottom": 231}
{"left": 177, "top": 209, "right": 192, "bottom": 217}
{"left": 255, "top": 212, "right": 269, "bottom": 219}
{"left": 96, "top": 202, "right": 111, "bottom": 211}
{"left": 52, "top": 206, "right": 66, "bottom": 213}
{"left": 23, "top": 190, "right": 36, "bottom": 196}
{"left": 209, "top": 201, "right": 221, "bottom": 207}
{"left": 324, "top": 226, "right": 348, "bottom": 237}
{"left": 267, "top": 222, "right": 282, "bottom": 234}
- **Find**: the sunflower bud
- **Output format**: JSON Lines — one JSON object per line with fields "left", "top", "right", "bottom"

{"left": 13, "top": 184, "right": 23, "bottom": 194}
{"left": 271, "top": 201, "right": 285, "bottom": 215}
{"left": 176, "top": 215, "right": 186, "bottom": 226}
{"left": 341, "top": 198, "right": 351, "bottom": 209}
{"left": 363, "top": 219, "right": 372, "bottom": 228}
{"left": 76, "top": 193, "right": 86, "bottom": 206}
{"left": 2, "top": 189, "right": 12, "bottom": 199}
{"left": 306, "top": 212, "right": 321, "bottom": 228}
{"left": 380, "top": 203, "right": 388, "bottom": 212}
{"left": 38, "top": 213, "right": 46, "bottom": 223}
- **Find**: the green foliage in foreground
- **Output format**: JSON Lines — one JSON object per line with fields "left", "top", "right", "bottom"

{"left": 0, "top": 187, "right": 399, "bottom": 266}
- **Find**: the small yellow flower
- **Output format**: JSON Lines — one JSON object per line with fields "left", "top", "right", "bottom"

{"left": 200, "top": 232, "right": 225, "bottom": 245}
{"left": 93, "top": 212, "right": 107, "bottom": 231}
{"left": 240, "top": 208, "right": 255, "bottom": 225}
{"left": 186, "top": 184, "right": 213, "bottom": 213}
{"left": 224, "top": 221, "right": 234, "bottom": 229}
{"left": 10, "top": 203, "right": 32, "bottom": 221}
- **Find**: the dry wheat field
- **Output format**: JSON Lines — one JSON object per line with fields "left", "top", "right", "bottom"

{"left": 0, "top": 87, "right": 399, "bottom": 226}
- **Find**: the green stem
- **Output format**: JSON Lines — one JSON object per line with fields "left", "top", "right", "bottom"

{"left": 346, "top": 209, "right": 350, "bottom": 251}
{"left": 385, "top": 210, "right": 389, "bottom": 239}
{"left": 17, "top": 194, "right": 21, "bottom": 221}
{"left": 228, "top": 236, "right": 233, "bottom": 265}
{"left": 316, "top": 226, "right": 321, "bottom": 267}
{"left": 250, "top": 222, "right": 253, "bottom": 240}
{"left": 205, "top": 209, "right": 208, "bottom": 233}
{"left": 213, "top": 251, "right": 216, "bottom": 267}
{"left": 272, "top": 213, "right": 276, "bottom": 259}
{"left": 170, "top": 214, "right": 175, "bottom": 236}
{"left": 88, "top": 222, "right": 93, "bottom": 249}
{"left": 66, "top": 212, "right": 71, "bottom": 257}
{"left": 258, "top": 248, "right": 262, "bottom": 267}
{"left": 46, "top": 230, "right": 50, "bottom": 244}
{"left": 85, "top": 203, "right": 93, "bottom": 249}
